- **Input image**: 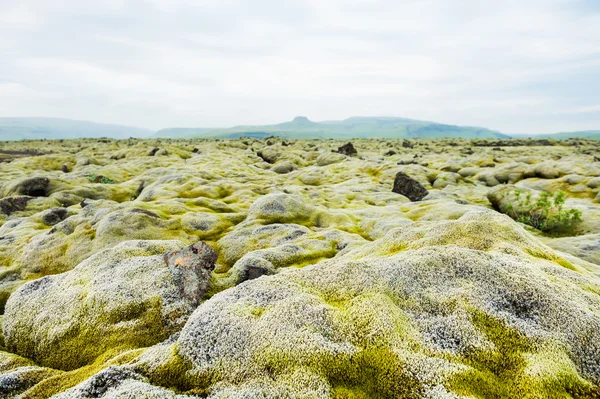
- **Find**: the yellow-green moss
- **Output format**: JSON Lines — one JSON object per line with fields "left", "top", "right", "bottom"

{"left": 21, "top": 348, "right": 145, "bottom": 399}
{"left": 446, "top": 309, "right": 597, "bottom": 399}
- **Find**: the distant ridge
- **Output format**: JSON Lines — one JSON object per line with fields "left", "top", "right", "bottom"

{"left": 0, "top": 116, "right": 598, "bottom": 141}
{"left": 0, "top": 117, "right": 153, "bottom": 141}
{"left": 153, "top": 116, "right": 510, "bottom": 140}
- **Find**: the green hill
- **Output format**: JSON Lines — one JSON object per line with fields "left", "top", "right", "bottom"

{"left": 0, "top": 117, "right": 153, "bottom": 141}
{"left": 155, "top": 116, "right": 510, "bottom": 140}
{"left": 513, "top": 131, "right": 600, "bottom": 141}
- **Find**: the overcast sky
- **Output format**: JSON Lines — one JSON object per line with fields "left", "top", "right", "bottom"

{"left": 1, "top": 0, "right": 599, "bottom": 133}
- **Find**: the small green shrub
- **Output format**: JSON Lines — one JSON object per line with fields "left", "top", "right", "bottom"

{"left": 87, "top": 173, "right": 115, "bottom": 184}
{"left": 502, "top": 189, "right": 582, "bottom": 232}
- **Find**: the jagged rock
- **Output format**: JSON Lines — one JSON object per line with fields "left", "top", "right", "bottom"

{"left": 392, "top": 172, "right": 428, "bottom": 201}
{"left": 163, "top": 241, "right": 217, "bottom": 307}
{"left": 0, "top": 197, "right": 31, "bottom": 215}
{"left": 336, "top": 142, "right": 357, "bottom": 155}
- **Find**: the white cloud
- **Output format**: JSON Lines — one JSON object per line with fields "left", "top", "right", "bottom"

{"left": 0, "top": 0, "right": 599, "bottom": 133}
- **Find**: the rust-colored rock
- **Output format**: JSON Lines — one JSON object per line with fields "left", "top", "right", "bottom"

{"left": 163, "top": 242, "right": 217, "bottom": 306}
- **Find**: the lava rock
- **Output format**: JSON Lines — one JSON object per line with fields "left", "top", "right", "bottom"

{"left": 392, "top": 172, "right": 428, "bottom": 201}
{"left": 41, "top": 208, "right": 68, "bottom": 226}
{"left": 15, "top": 177, "right": 50, "bottom": 197}
{"left": 163, "top": 241, "right": 218, "bottom": 307}
{"left": 0, "top": 197, "right": 31, "bottom": 215}
{"left": 336, "top": 142, "right": 357, "bottom": 156}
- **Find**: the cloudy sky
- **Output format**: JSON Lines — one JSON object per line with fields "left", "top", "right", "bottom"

{"left": 1, "top": 0, "right": 599, "bottom": 133}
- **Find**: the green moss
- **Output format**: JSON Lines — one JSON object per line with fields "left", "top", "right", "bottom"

{"left": 446, "top": 309, "right": 597, "bottom": 399}
{"left": 21, "top": 348, "right": 145, "bottom": 399}
{"left": 141, "top": 344, "right": 211, "bottom": 394}
{"left": 0, "top": 315, "right": 4, "bottom": 350}
{"left": 10, "top": 296, "right": 170, "bottom": 372}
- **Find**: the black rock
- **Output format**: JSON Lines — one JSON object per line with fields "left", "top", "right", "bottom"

{"left": 402, "top": 140, "right": 415, "bottom": 149}
{"left": 392, "top": 172, "right": 428, "bottom": 201}
{"left": 41, "top": 208, "right": 68, "bottom": 226}
{"left": 136, "top": 181, "right": 146, "bottom": 198}
{"left": 61, "top": 164, "right": 70, "bottom": 173}
{"left": 242, "top": 265, "right": 270, "bottom": 282}
{"left": 0, "top": 197, "right": 31, "bottom": 215}
{"left": 384, "top": 150, "right": 397, "bottom": 156}
{"left": 337, "top": 142, "right": 357, "bottom": 156}
{"left": 15, "top": 177, "right": 50, "bottom": 197}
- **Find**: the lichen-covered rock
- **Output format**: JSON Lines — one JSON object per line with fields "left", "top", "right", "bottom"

{"left": 543, "top": 234, "right": 600, "bottom": 266}
{"left": 535, "top": 163, "right": 561, "bottom": 179}
{"left": 316, "top": 152, "right": 345, "bottom": 166}
{"left": 256, "top": 147, "right": 280, "bottom": 164}
{"left": 432, "top": 171, "right": 459, "bottom": 189}
{"left": 246, "top": 194, "right": 315, "bottom": 225}
{"left": 392, "top": 171, "right": 428, "bottom": 201}
{"left": 155, "top": 210, "right": 600, "bottom": 398}
{"left": 52, "top": 366, "right": 197, "bottom": 399}
{"left": 271, "top": 160, "right": 295, "bottom": 174}
{"left": 3, "top": 240, "right": 205, "bottom": 370}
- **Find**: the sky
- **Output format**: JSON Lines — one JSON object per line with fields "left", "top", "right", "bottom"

{"left": 1, "top": 0, "right": 599, "bottom": 134}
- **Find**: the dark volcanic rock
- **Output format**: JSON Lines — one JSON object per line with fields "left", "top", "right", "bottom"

{"left": 392, "top": 172, "right": 428, "bottom": 201}
{"left": 41, "top": 208, "right": 68, "bottom": 226}
{"left": 0, "top": 197, "right": 32, "bottom": 215}
{"left": 402, "top": 140, "right": 415, "bottom": 149}
{"left": 148, "top": 147, "right": 160, "bottom": 156}
{"left": 61, "top": 164, "right": 70, "bottom": 173}
{"left": 136, "top": 181, "right": 146, "bottom": 198}
{"left": 15, "top": 177, "right": 50, "bottom": 197}
{"left": 337, "top": 142, "right": 357, "bottom": 156}
{"left": 163, "top": 241, "right": 218, "bottom": 306}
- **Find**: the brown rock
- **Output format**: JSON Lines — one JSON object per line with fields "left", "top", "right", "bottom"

{"left": 163, "top": 242, "right": 217, "bottom": 306}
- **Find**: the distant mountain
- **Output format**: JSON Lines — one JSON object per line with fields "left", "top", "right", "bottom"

{"left": 154, "top": 116, "right": 510, "bottom": 140}
{"left": 1, "top": 116, "right": 598, "bottom": 141}
{"left": 512, "top": 131, "right": 600, "bottom": 141}
{"left": 0, "top": 118, "right": 153, "bottom": 141}
{"left": 152, "top": 127, "right": 219, "bottom": 139}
